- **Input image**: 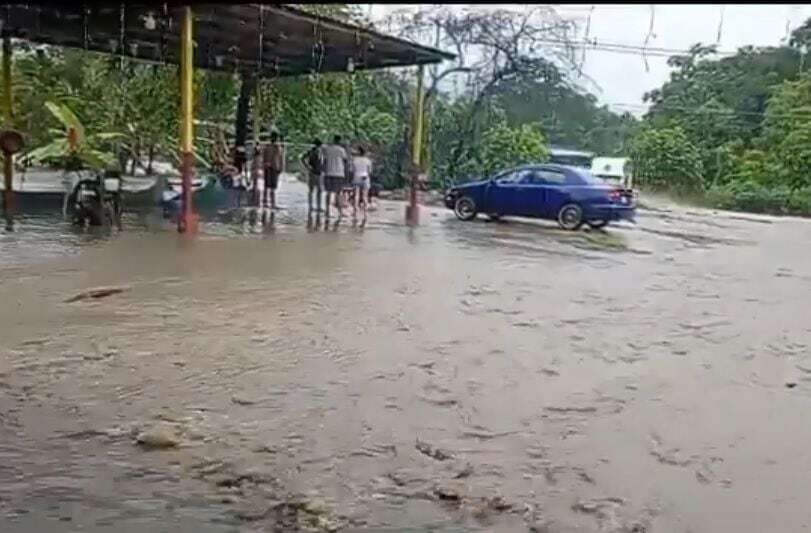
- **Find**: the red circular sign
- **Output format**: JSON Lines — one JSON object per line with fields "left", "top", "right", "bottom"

{"left": 0, "top": 129, "right": 24, "bottom": 154}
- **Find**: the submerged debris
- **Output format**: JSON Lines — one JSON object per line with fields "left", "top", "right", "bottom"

{"left": 433, "top": 486, "right": 461, "bottom": 502}
{"left": 415, "top": 439, "right": 453, "bottom": 461}
{"left": 65, "top": 286, "right": 128, "bottom": 303}
{"left": 233, "top": 493, "right": 347, "bottom": 531}
{"left": 231, "top": 396, "right": 257, "bottom": 406}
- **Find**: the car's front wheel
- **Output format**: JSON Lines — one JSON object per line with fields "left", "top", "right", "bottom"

{"left": 454, "top": 196, "right": 478, "bottom": 221}
{"left": 557, "top": 203, "right": 584, "bottom": 230}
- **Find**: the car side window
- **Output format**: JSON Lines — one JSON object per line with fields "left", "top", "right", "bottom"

{"left": 535, "top": 169, "right": 567, "bottom": 184}
{"left": 518, "top": 170, "right": 547, "bottom": 184}
{"left": 495, "top": 171, "right": 522, "bottom": 184}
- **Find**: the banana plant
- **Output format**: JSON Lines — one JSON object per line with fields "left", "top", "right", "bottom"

{"left": 23, "top": 101, "right": 122, "bottom": 171}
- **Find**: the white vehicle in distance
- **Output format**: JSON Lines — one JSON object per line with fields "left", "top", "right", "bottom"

{"left": 591, "top": 156, "right": 632, "bottom": 189}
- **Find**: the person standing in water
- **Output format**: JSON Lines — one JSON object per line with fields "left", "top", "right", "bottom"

{"left": 351, "top": 146, "right": 373, "bottom": 223}
{"left": 301, "top": 138, "right": 325, "bottom": 213}
{"left": 249, "top": 142, "right": 262, "bottom": 205}
{"left": 322, "top": 134, "right": 348, "bottom": 219}
{"left": 262, "top": 132, "right": 284, "bottom": 209}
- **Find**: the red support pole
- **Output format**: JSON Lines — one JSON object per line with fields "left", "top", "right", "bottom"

{"left": 2, "top": 149, "right": 12, "bottom": 220}
{"left": 179, "top": 151, "right": 197, "bottom": 233}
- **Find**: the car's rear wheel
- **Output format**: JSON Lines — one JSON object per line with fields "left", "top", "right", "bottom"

{"left": 557, "top": 203, "right": 584, "bottom": 231}
{"left": 454, "top": 196, "right": 478, "bottom": 221}
{"left": 587, "top": 219, "right": 608, "bottom": 229}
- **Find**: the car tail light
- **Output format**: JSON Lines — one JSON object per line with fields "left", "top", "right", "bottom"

{"left": 608, "top": 189, "right": 622, "bottom": 201}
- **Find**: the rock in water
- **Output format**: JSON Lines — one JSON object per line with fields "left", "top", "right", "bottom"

{"left": 135, "top": 426, "right": 180, "bottom": 449}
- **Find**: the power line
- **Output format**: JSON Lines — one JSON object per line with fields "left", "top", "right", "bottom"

{"left": 553, "top": 3, "right": 811, "bottom": 21}
{"left": 537, "top": 37, "right": 739, "bottom": 58}
{"left": 608, "top": 101, "right": 811, "bottom": 120}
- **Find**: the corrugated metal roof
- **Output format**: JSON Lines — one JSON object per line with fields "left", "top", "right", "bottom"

{"left": 0, "top": 3, "right": 454, "bottom": 77}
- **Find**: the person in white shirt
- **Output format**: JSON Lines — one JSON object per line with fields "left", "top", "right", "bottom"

{"left": 321, "top": 134, "right": 349, "bottom": 219}
{"left": 351, "top": 146, "right": 373, "bottom": 222}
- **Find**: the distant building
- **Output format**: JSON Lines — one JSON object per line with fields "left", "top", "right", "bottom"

{"left": 591, "top": 157, "right": 627, "bottom": 179}
{"left": 548, "top": 146, "right": 594, "bottom": 168}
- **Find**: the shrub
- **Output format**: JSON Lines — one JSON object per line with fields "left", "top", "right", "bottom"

{"left": 705, "top": 181, "right": 811, "bottom": 215}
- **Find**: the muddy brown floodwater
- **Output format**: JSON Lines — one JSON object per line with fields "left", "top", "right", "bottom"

{"left": 2, "top": 178, "right": 811, "bottom": 532}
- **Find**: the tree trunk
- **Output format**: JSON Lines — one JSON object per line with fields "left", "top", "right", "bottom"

{"left": 446, "top": 79, "right": 500, "bottom": 180}
{"left": 130, "top": 138, "right": 140, "bottom": 175}
{"left": 233, "top": 72, "right": 256, "bottom": 166}
{"left": 117, "top": 148, "right": 128, "bottom": 176}
{"left": 147, "top": 145, "right": 155, "bottom": 175}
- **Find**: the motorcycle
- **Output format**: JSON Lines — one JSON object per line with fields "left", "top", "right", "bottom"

{"left": 67, "top": 171, "right": 123, "bottom": 228}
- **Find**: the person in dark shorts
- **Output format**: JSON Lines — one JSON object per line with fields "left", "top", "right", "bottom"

{"left": 322, "top": 134, "right": 348, "bottom": 218}
{"left": 233, "top": 145, "right": 247, "bottom": 174}
{"left": 301, "top": 138, "right": 325, "bottom": 213}
{"left": 262, "top": 132, "right": 284, "bottom": 209}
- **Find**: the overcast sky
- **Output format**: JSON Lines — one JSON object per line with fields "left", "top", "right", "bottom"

{"left": 368, "top": 4, "right": 811, "bottom": 115}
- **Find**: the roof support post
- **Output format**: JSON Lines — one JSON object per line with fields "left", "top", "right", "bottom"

{"left": 178, "top": 5, "right": 198, "bottom": 233}
{"left": 406, "top": 64, "right": 424, "bottom": 226}
{"left": 2, "top": 33, "right": 14, "bottom": 225}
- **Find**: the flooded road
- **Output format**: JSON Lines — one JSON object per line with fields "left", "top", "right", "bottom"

{"left": 2, "top": 177, "right": 811, "bottom": 532}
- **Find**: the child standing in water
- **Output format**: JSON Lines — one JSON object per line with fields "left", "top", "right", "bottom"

{"left": 351, "top": 146, "right": 373, "bottom": 223}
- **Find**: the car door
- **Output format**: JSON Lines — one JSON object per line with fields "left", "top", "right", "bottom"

{"left": 511, "top": 170, "right": 545, "bottom": 217}
{"left": 533, "top": 168, "right": 570, "bottom": 218}
{"left": 485, "top": 169, "right": 525, "bottom": 215}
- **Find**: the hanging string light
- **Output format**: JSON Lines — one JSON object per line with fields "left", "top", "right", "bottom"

{"left": 118, "top": 3, "right": 125, "bottom": 70}
{"left": 255, "top": 5, "right": 265, "bottom": 149}
{"left": 229, "top": 45, "right": 240, "bottom": 74}
{"left": 158, "top": 4, "right": 167, "bottom": 64}
{"left": 257, "top": 4, "right": 264, "bottom": 72}
{"left": 116, "top": 4, "right": 127, "bottom": 174}
{"left": 349, "top": 30, "right": 362, "bottom": 139}
{"left": 82, "top": 4, "right": 89, "bottom": 51}
{"left": 308, "top": 18, "right": 326, "bottom": 140}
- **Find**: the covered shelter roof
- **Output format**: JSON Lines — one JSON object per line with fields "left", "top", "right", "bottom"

{"left": 0, "top": 3, "right": 454, "bottom": 77}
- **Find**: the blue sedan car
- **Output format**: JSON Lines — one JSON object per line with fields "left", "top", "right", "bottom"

{"left": 443, "top": 164, "right": 636, "bottom": 230}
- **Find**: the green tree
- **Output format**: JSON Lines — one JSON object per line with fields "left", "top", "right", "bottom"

{"left": 478, "top": 122, "right": 549, "bottom": 177}
{"left": 629, "top": 127, "right": 703, "bottom": 191}
{"left": 494, "top": 75, "right": 638, "bottom": 156}
{"left": 755, "top": 73, "right": 811, "bottom": 189}
{"left": 24, "top": 101, "right": 121, "bottom": 170}
{"left": 641, "top": 42, "right": 802, "bottom": 180}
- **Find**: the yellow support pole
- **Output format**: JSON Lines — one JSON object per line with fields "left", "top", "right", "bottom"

{"left": 2, "top": 35, "right": 11, "bottom": 126}
{"left": 406, "top": 64, "right": 424, "bottom": 226}
{"left": 2, "top": 34, "right": 14, "bottom": 221}
{"left": 178, "top": 6, "right": 197, "bottom": 233}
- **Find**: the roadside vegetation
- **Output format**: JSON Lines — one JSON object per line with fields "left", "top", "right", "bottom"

{"left": 9, "top": 4, "right": 811, "bottom": 216}
{"left": 7, "top": 4, "right": 633, "bottom": 188}
{"left": 630, "top": 20, "right": 811, "bottom": 216}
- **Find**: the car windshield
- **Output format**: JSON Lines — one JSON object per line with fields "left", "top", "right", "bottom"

{"left": 573, "top": 168, "right": 607, "bottom": 185}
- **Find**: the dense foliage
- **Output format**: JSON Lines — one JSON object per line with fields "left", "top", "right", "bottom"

{"left": 629, "top": 127, "right": 703, "bottom": 192}
{"left": 478, "top": 122, "right": 549, "bottom": 177}
{"left": 632, "top": 21, "right": 811, "bottom": 215}
{"left": 494, "top": 76, "right": 638, "bottom": 156}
